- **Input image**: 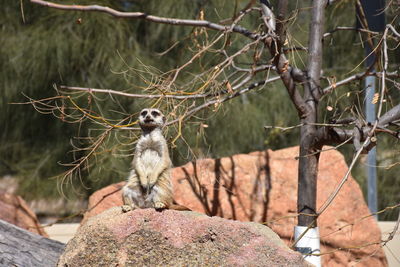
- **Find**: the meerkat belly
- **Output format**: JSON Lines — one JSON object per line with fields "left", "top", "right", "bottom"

{"left": 140, "top": 149, "right": 161, "bottom": 175}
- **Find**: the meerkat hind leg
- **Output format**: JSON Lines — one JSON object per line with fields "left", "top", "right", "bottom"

{"left": 122, "top": 174, "right": 146, "bottom": 211}
{"left": 150, "top": 173, "right": 173, "bottom": 211}
{"left": 121, "top": 189, "right": 139, "bottom": 213}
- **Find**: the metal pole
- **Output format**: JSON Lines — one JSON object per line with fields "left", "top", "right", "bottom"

{"left": 364, "top": 44, "right": 378, "bottom": 218}
{"left": 357, "top": 0, "right": 385, "bottom": 220}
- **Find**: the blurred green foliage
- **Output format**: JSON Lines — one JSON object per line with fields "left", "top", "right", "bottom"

{"left": 1, "top": 0, "right": 399, "bottom": 219}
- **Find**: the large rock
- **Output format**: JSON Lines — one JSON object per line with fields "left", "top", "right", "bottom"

{"left": 83, "top": 146, "right": 387, "bottom": 266}
{"left": 0, "top": 192, "right": 47, "bottom": 237}
{"left": 60, "top": 207, "right": 310, "bottom": 266}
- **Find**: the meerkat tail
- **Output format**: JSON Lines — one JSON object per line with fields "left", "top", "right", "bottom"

{"left": 168, "top": 204, "right": 192, "bottom": 211}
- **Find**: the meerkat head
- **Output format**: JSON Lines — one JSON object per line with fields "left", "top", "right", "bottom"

{"left": 138, "top": 108, "right": 165, "bottom": 131}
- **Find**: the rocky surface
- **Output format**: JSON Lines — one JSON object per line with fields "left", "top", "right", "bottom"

{"left": 0, "top": 192, "right": 47, "bottom": 236}
{"left": 60, "top": 207, "right": 310, "bottom": 266}
{"left": 83, "top": 146, "right": 387, "bottom": 266}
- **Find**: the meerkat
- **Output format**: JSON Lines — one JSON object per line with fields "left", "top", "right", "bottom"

{"left": 122, "top": 108, "right": 174, "bottom": 211}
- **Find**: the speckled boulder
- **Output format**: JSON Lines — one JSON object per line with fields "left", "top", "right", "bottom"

{"left": 59, "top": 207, "right": 310, "bottom": 266}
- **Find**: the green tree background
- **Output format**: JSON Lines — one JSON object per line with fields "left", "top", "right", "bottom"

{"left": 1, "top": 0, "right": 399, "bottom": 219}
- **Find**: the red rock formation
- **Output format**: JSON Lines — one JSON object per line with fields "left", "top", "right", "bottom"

{"left": 0, "top": 193, "right": 48, "bottom": 237}
{"left": 62, "top": 207, "right": 311, "bottom": 266}
{"left": 83, "top": 146, "right": 387, "bottom": 266}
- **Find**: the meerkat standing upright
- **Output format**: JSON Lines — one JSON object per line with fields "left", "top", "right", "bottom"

{"left": 122, "top": 108, "right": 173, "bottom": 210}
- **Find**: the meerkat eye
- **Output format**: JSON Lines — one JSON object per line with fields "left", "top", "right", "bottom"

{"left": 140, "top": 110, "right": 148, "bottom": 117}
{"left": 151, "top": 111, "right": 160, "bottom": 117}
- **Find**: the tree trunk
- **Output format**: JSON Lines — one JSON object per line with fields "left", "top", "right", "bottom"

{"left": 298, "top": 117, "right": 320, "bottom": 227}
{"left": 297, "top": 0, "right": 327, "bottom": 227}
{"left": 0, "top": 219, "right": 65, "bottom": 266}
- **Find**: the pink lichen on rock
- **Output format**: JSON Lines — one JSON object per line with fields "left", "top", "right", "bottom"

{"left": 60, "top": 207, "right": 310, "bottom": 266}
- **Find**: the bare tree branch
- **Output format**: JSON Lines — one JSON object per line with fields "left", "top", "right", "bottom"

{"left": 62, "top": 76, "right": 281, "bottom": 102}
{"left": 61, "top": 86, "right": 208, "bottom": 99}
{"left": 378, "top": 104, "right": 400, "bottom": 128}
{"left": 260, "top": 2, "right": 308, "bottom": 117}
{"left": 317, "top": 104, "right": 400, "bottom": 147}
{"left": 387, "top": 24, "right": 400, "bottom": 38}
{"left": 30, "top": 0, "right": 259, "bottom": 40}
{"left": 322, "top": 71, "right": 399, "bottom": 94}
{"left": 323, "top": 26, "right": 380, "bottom": 39}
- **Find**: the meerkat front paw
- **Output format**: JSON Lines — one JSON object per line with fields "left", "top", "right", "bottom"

{"left": 121, "top": 205, "right": 133, "bottom": 213}
{"left": 154, "top": 202, "right": 166, "bottom": 210}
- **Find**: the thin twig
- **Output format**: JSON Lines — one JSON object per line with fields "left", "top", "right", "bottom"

{"left": 383, "top": 211, "right": 400, "bottom": 245}
{"left": 323, "top": 26, "right": 379, "bottom": 38}
{"left": 322, "top": 71, "right": 399, "bottom": 94}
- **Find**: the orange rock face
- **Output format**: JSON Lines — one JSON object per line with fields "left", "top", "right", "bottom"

{"left": 0, "top": 193, "right": 48, "bottom": 237}
{"left": 84, "top": 146, "right": 387, "bottom": 266}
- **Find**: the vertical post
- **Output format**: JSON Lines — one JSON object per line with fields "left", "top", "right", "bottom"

{"left": 364, "top": 44, "right": 378, "bottom": 218}
{"left": 357, "top": 0, "right": 385, "bottom": 220}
